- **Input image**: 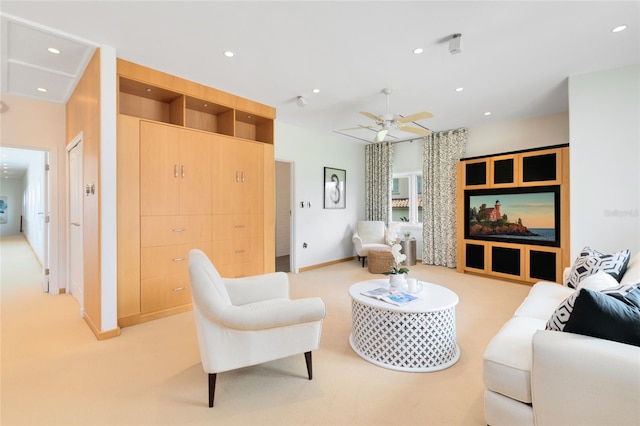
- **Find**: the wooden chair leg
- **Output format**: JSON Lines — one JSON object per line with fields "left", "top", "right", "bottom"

{"left": 304, "top": 351, "right": 313, "bottom": 380}
{"left": 208, "top": 373, "right": 217, "bottom": 407}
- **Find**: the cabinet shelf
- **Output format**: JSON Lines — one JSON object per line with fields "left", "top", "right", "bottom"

{"left": 119, "top": 77, "right": 184, "bottom": 126}
{"left": 117, "top": 64, "right": 274, "bottom": 144}
{"left": 185, "top": 96, "right": 234, "bottom": 136}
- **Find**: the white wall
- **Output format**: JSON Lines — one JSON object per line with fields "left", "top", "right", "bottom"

{"left": 0, "top": 94, "right": 66, "bottom": 292}
{"left": 275, "top": 122, "right": 365, "bottom": 271}
{"left": 465, "top": 111, "right": 569, "bottom": 158}
{"left": 0, "top": 178, "right": 23, "bottom": 236}
{"left": 569, "top": 64, "right": 640, "bottom": 257}
{"left": 22, "top": 151, "right": 46, "bottom": 263}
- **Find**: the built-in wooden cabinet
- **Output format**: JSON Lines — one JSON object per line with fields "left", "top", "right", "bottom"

{"left": 116, "top": 59, "right": 275, "bottom": 327}
{"left": 457, "top": 145, "right": 570, "bottom": 284}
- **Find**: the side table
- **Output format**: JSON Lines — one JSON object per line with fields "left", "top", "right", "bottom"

{"left": 400, "top": 238, "right": 416, "bottom": 266}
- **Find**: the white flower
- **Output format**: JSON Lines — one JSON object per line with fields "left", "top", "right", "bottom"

{"left": 386, "top": 243, "right": 408, "bottom": 275}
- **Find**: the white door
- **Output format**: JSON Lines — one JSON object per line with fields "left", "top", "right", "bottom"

{"left": 68, "top": 140, "right": 84, "bottom": 316}
{"left": 42, "top": 151, "right": 50, "bottom": 292}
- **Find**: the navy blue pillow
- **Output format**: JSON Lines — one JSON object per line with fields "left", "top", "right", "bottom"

{"left": 547, "top": 285, "right": 640, "bottom": 347}
{"left": 566, "top": 288, "right": 640, "bottom": 346}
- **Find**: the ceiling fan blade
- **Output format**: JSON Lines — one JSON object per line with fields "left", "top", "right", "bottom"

{"left": 398, "top": 125, "right": 431, "bottom": 136}
{"left": 397, "top": 111, "right": 433, "bottom": 123}
{"left": 360, "top": 111, "right": 383, "bottom": 122}
{"left": 374, "top": 129, "right": 388, "bottom": 142}
{"left": 339, "top": 125, "right": 375, "bottom": 131}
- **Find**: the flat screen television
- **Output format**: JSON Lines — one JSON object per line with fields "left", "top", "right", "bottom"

{"left": 464, "top": 185, "right": 561, "bottom": 247}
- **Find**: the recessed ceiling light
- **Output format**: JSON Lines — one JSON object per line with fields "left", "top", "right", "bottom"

{"left": 48, "top": 47, "right": 61, "bottom": 54}
{"left": 312, "top": 89, "right": 320, "bottom": 94}
{"left": 37, "top": 87, "right": 48, "bottom": 92}
{"left": 612, "top": 25, "right": 627, "bottom": 33}
{"left": 223, "top": 51, "right": 234, "bottom": 57}
{"left": 413, "top": 48, "right": 424, "bottom": 54}
{"left": 455, "top": 87, "right": 464, "bottom": 92}
{"left": 484, "top": 112, "right": 492, "bottom": 116}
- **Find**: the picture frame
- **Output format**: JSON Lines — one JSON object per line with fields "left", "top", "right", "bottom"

{"left": 324, "top": 167, "right": 346, "bottom": 209}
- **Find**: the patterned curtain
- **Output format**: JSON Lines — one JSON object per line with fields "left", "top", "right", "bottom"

{"left": 365, "top": 142, "right": 393, "bottom": 223}
{"left": 422, "top": 128, "right": 467, "bottom": 267}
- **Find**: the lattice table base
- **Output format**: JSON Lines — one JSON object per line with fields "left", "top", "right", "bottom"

{"left": 349, "top": 299, "right": 460, "bottom": 372}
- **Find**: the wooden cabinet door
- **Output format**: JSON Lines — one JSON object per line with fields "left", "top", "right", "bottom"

{"left": 179, "top": 129, "right": 212, "bottom": 215}
{"left": 211, "top": 136, "right": 264, "bottom": 215}
{"left": 237, "top": 141, "right": 264, "bottom": 214}
{"left": 211, "top": 135, "right": 236, "bottom": 214}
{"left": 140, "top": 122, "right": 181, "bottom": 216}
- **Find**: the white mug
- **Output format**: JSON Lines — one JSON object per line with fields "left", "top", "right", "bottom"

{"left": 407, "top": 278, "right": 418, "bottom": 293}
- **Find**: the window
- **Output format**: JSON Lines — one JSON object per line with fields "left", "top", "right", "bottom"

{"left": 392, "top": 172, "right": 423, "bottom": 224}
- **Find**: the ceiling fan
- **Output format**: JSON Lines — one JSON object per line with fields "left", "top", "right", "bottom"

{"left": 347, "top": 88, "right": 433, "bottom": 143}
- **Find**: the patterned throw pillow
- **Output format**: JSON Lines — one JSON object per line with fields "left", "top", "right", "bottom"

{"left": 566, "top": 247, "right": 631, "bottom": 289}
{"left": 546, "top": 286, "right": 640, "bottom": 346}
{"left": 546, "top": 290, "right": 580, "bottom": 331}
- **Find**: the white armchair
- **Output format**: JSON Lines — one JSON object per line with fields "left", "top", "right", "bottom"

{"left": 188, "top": 249, "right": 326, "bottom": 407}
{"left": 352, "top": 221, "right": 390, "bottom": 267}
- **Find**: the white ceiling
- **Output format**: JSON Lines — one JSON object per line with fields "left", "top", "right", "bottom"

{"left": 1, "top": 1, "right": 639, "bottom": 150}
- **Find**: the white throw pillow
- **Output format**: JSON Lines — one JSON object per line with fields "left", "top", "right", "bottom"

{"left": 576, "top": 271, "right": 619, "bottom": 292}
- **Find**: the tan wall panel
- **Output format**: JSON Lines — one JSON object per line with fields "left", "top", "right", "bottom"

{"left": 117, "top": 114, "right": 141, "bottom": 319}
{"left": 66, "top": 49, "right": 102, "bottom": 332}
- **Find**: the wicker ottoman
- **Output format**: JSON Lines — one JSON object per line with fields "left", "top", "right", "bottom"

{"left": 368, "top": 248, "right": 394, "bottom": 274}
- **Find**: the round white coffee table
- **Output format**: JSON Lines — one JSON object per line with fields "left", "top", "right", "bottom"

{"left": 348, "top": 279, "right": 460, "bottom": 372}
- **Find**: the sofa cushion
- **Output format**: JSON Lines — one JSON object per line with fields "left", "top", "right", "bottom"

{"left": 566, "top": 247, "right": 631, "bottom": 288}
{"left": 545, "top": 286, "right": 640, "bottom": 346}
{"left": 483, "top": 316, "right": 548, "bottom": 404}
{"left": 514, "top": 282, "right": 573, "bottom": 320}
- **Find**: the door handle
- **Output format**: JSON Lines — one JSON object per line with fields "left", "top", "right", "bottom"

{"left": 70, "top": 222, "right": 81, "bottom": 227}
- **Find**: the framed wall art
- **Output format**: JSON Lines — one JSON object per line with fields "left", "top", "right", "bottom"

{"left": 324, "top": 167, "right": 346, "bottom": 209}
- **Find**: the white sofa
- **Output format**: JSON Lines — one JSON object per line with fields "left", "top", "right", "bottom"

{"left": 483, "top": 252, "right": 640, "bottom": 426}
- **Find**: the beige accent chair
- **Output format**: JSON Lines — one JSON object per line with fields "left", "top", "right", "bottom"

{"left": 352, "top": 221, "right": 390, "bottom": 267}
{"left": 188, "top": 249, "right": 326, "bottom": 407}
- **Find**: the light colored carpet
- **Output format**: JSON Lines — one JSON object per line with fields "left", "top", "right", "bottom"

{"left": 0, "top": 235, "right": 531, "bottom": 425}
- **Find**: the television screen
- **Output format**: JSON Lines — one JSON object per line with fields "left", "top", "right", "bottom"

{"left": 465, "top": 186, "right": 560, "bottom": 247}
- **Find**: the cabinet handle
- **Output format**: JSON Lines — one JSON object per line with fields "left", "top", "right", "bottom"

{"left": 173, "top": 287, "right": 185, "bottom": 292}
{"left": 235, "top": 171, "right": 240, "bottom": 182}
{"left": 174, "top": 165, "right": 178, "bottom": 178}
{"left": 181, "top": 165, "right": 185, "bottom": 178}
{"left": 172, "top": 228, "right": 185, "bottom": 232}
{"left": 172, "top": 258, "right": 185, "bottom": 262}
{"left": 241, "top": 171, "right": 245, "bottom": 183}
{"left": 235, "top": 249, "right": 245, "bottom": 253}
{"left": 234, "top": 224, "right": 245, "bottom": 228}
